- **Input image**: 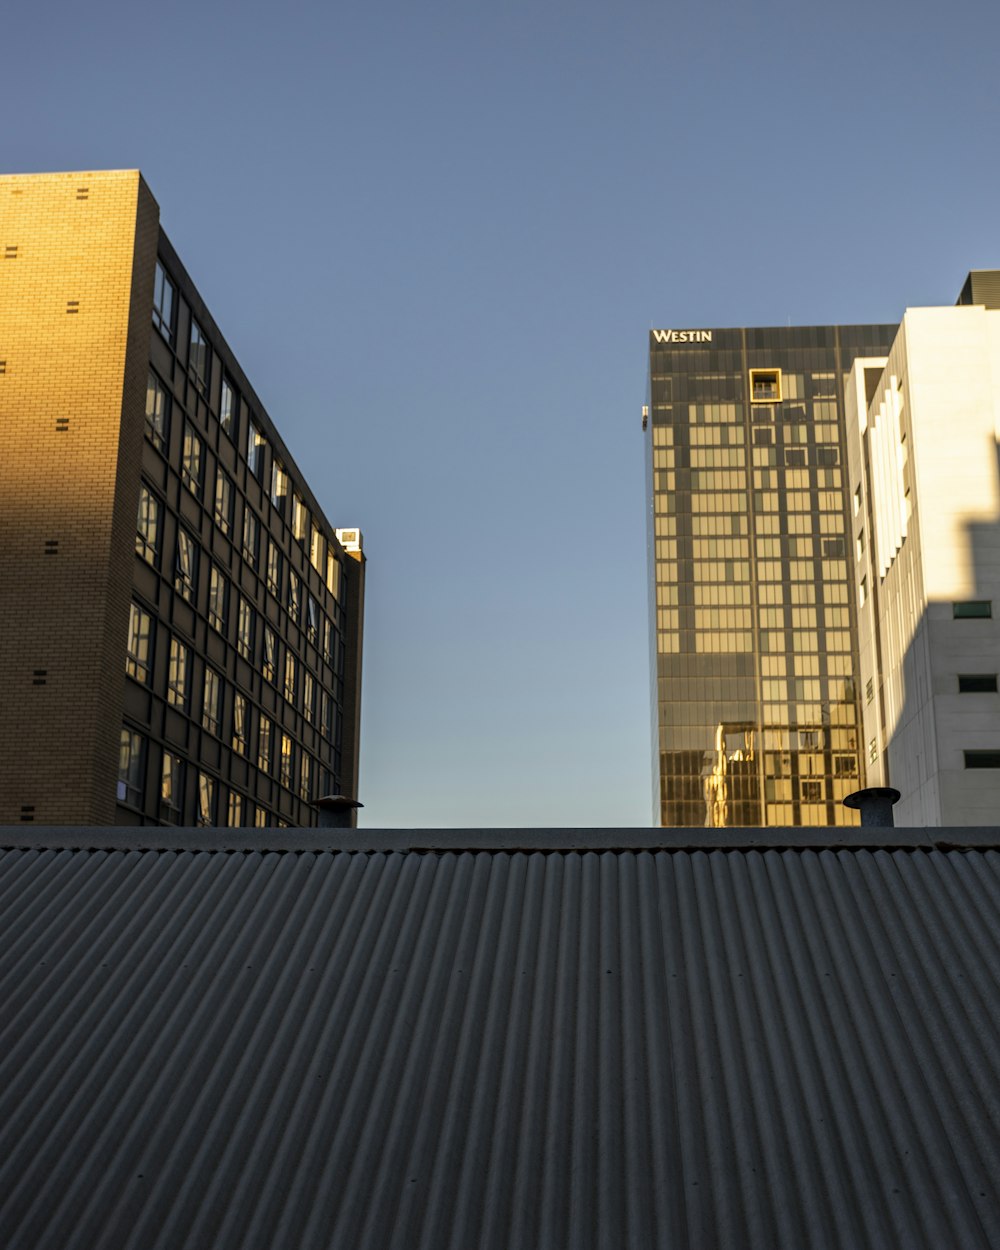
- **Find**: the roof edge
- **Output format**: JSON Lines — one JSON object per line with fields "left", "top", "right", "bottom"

{"left": 3, "top": 826, "right": 999, "bottom": 854}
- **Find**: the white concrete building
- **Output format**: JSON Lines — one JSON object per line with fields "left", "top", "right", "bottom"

{"left": 846, "top": 286, "right": 1000, "bottom": 824}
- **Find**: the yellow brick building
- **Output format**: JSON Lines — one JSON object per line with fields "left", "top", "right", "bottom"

{"left": 0, "top": 171, "right": 364, "bottom": 826}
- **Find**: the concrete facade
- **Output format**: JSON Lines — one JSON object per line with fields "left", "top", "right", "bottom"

{"left": 846, "top": 301, "right": 1000, "bottom": 824}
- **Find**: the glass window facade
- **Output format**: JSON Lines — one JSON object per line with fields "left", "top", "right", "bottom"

{"left": 646, "top": 323, "right": 896, "bottom": 826}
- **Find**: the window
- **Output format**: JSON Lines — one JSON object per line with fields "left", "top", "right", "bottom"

{"left": 964, "top": 751, "right": 1000, "bottom": 769}
{"left": 300, "top": 752, "right": 311, "bottom": 801}
{"left": 254, "top": 805, "right": 268, "bottom": 828}
{"left": 152, "top": 260, "right": 174, "bottom": 343}
{"left": 953, "top": 601, "right": 992, "bottom": 619}
{"left": 859, "top": 576, "right": 867, "bottom": 607}
{"left": 258, "top": 713, "right": 272, "bottom": 772}
{"left": 215, "top": 470, "right": 233, "bottom": 534}
{"left": 865, "top": 677, "right": 874, "bottom": 704}
{"left": 288, "top": 571, "right": 301, "bottom": 622}
{"left": 247, "top": 419, "right": 266, "bottom": 479}
{"left": 242, "top": 509, "right": 259, "bottom": 569}
{"left": 263, "top": 626, "right": 277, "bottom": 683}
{"left": 284, "top": 650, "right": 297, "bottom": 704}
{"left": 322, "top": 616, "right": 334, "bottom": 665}
{"left": 868, "top": 737, "right": 877, "bottom": 764}
{"left": 182, "top": 424, "right": 203, "bottom": 497}
{"left": 202, "top": 666, "right": 221, "bottom": 735}
{"left": 232, "top": 691, "right": 248, "bottom": 755}
{"left": 220, "top": 377, "right": 236, "bottom": 436}
{"left": 126, "top": 602, "right": 153, "bottom": 684}
{"left": 321, "top": 690, "right": 335, "bottom": 740}
{"left": 175, "top": 529, "right": 198, "bottom": 602}
{"left": 117, "top": 728, "right": 145, "bottom": 806}
{"left": 959, "top": 674, "right": 998, "bottom": 693}
{"left": 280, "top": 732, "right": 294, "bottom": 789}
{"left": 834, "top": 755, "right": 857, "bottom": 777}
{"left": 237, "top": 596, "right": 255, "bottom": 660}
{"left": 136, "top": 484, "right": 160, "bottom": 565}
{"left": 801, "top": 780, "right": 823, "bottom": 803}
{"left": 208, "top": 565, "right": 228, "bottom": 632}
{"left": 750, "top": 369, "right": 781, "bottom": 403}
{"left": 310, "top": 523, "right": 324, "bottom": 573}
{"left": 168, "top": 637, "right": 190, "bottom": 710}
{"left": 306, "top": 596, "right": 319, "bottom": 644}
{"left": 292, "top": 492, "right": 308, "bottom": 543}
{"left": 856, "top": 530, "right": 865, "bottom": 560}
{"left": 160, "top": 752, "right": 184, "bottom": 823}
{"left": 145, "top": 371, "right": 170, "bottom": 451}
{"left": 303, "top": 669, "right": 315, "bottom": 723}
{"left": 326, "top": 551, "right": 341, "bottom": 600}
{"left": 271, "top": 459, "right": 289, "bottom": 517}
{"left": 227, "top": 790, "right": 244, "bottom": 827}
{"left": 853, "top": 485, "right": 862, "bottom": 517}
{"left": 197, "top": 772, "right": 217, "bottom": 825}
{"left": 267, "top": 541, "right": 282, "bottom": 596}
{"left": 189, "top": 318, "right": 209, "bottom": 391}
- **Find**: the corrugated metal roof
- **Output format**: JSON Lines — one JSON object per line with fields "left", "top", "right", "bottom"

{"left": 2, "top": 832, "right": 999, "bottom": 1249}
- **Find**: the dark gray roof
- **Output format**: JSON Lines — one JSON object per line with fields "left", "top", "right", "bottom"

{"left": 2, "top": 828, "right": 1000, "bottom": 1249}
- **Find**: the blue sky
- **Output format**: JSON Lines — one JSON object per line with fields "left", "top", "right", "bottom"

{"left": 6, "top": 0, "right": 999, "bottom": 825}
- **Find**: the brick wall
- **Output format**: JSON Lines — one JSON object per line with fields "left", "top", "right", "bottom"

{"left": 0, "top": 171, "right": 159, "bottom": 823}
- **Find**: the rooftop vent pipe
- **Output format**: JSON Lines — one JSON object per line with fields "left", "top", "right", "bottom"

{"left": 314, "top": 795, "right": 364, "bottom": 829}
{"left": 843, "top": 787, "right": 901, "bottom": 827}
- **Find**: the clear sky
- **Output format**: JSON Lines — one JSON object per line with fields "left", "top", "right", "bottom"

{"left": 5, "top": 0, "right": 999, "bottom": 825}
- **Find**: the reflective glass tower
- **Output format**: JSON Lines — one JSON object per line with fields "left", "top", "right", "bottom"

{"left": 646, "top": 323, "right": 896, "bottom": 826}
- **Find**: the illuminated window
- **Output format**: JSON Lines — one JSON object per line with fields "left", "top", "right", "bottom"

{"left": 202, "top": 667, "right": 221, "bottom": 735}
{"left": 189, "top": 318, "right": 209, "bottom": 392}
{"left": 288, "top": 570, "right": 301, "bottom": 622}
{"left": 237, "top": 596, "right": 255, "bottom": 660}
{"left": 303, "top": 669, "right": 315, "bottom": 723}
{"left": 152, "top": 261, "right": 174, "bottom": 343}
{"left": 117, "top": 728, "right": 145, "bottom": 806}
{"left": 750, "top": 369, "right": 781, "bottom": 403}
{"left": 310, "top": 523, "right": 324, "bottom": 572}
{"left": 136, "top": 485, "right": 160, "bottom": 566}
{"left": 175, "top": 529, "right": 198, "bottom": 602}
{"left": 215, "top": 470, "right": 233, "bottom": 534}
{"left": 227, "top": 791, "right": 244, "bottom": 827}
{"left": 326, "top": 551, "right": 340, "bottom": 599}
{"left": 232, "top": 691, "right": 248, "bottom": 754}
{"left": 220, "top": 377, "right": 236, "bottom": 436}
{"left": 292, "top": 492, "right": 308, "bottom": 543}
{"left": 242, "top": 509, "right": 259, "bottom": 568}
{"left": 258, "top": 713, "right": 272, "bottom": 773}
{"left": 300, "top": 752, "right": 311, "bottom": 801}
{"left": 208, "top": 566, "right": 228, "bottom": 633}
{"left": 267, "top": 541, "right": 282, "bottom": 597}
{"left": 145, "top": 371, "right": 169, "bottom": 451}
{"left": 254, "top": 805, "right": 268, "bottom": 828}
{"left": 126, "top": 602, "right": 153, "bottom": 684}
{"left": 280, "top": 733, "right": 294, "bottom": 789}
{"left": 197, "top": 772, "right": 216, "bottom": 826}
{"left": 284, "top": 650, "right": 297, "bottom": 704}
{"left": 263, "top": 626, "right": 277, "bottom": 683}
{"left": 182, "top": 424, "right": 203, "bottom": 497}
{"left": 167, "top": 638, "right": 190, "bottom": 710}
{"left": 307, "top": 596, "right": 319, "bottom": 644}
{"left": 271, "top": 460, "right": 289, "bottom": 517}
{"left": 247, "top": 419, "right": 266, "bottom": 479}
{"left": 160, "top": 752, "right": 184, "bottom": 823}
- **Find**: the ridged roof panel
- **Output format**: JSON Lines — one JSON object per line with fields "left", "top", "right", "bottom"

{"left": 2, "top": 844, "right": 999, "bottom": 1249}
